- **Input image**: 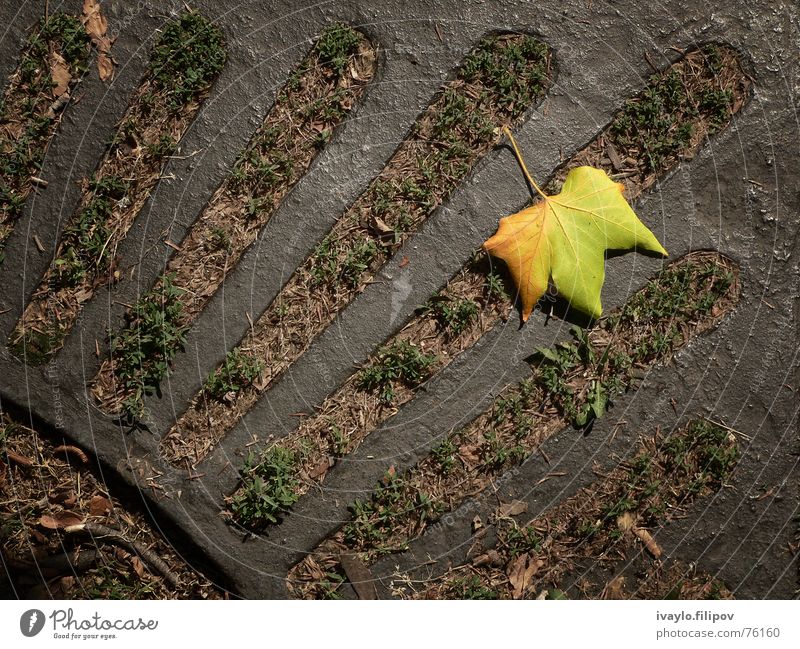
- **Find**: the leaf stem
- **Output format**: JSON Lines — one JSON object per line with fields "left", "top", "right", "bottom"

{"left": 502, "top": 126, "right": 548, "bottom": 199}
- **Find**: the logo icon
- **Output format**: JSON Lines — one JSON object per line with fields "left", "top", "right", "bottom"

{"left": 20, "top": 609, "right": 45, "bottom": 637}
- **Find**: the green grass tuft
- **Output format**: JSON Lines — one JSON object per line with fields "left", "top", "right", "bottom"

{"left": 608, "top": 50, "right": 738, "bottom": 173}
{"left": 357, "top": 340, "right": 437, "bottom": 405}
{"left": 149, "top": 12, "right": 227, "bottom": 109}
{"left": 231, "top": 447, "right": 301, "bottom": 527}
{"left": 427, "top": 297, "right": 480, "bottom": 337}
{"left": 53, "top": 175, "right": 128, "bottom": 287}
{"left": 204, "top": 349, "right": 263, "bottom": 401}
{"left": 315, "top": 24, "right": 361, "bottom": 74}
{"left": 110, "top": 274, "right": 190, "bottom": 419}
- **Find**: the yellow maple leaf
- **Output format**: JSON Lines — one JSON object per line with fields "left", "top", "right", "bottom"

{"left": 483, "top": 128, "right": 668, "bottom": 321}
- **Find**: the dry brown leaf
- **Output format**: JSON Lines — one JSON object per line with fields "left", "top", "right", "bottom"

{"left": 601, "top": 575, "right": 627, "bottom": 599}
{"left": 31, "top": 529, "right": 48, "bottom": 545}
{"left": 82, "top": 0, "right": 114, "bottom": 81}
{"left": 370, "top": 216, "right": 393, "bottom": 235}
{"left": 370, "top": 216, "right": 394, "bottom": 244}
{"left": 39, "top": 511, "right": 84, "bottom": 529}
{"left": 131, "top": 555, "right": 145, "bottom": 579}
{"left": 507, "top": 554, "right": 541, "bottom": 599}
{"left": 49, "top": 52, "right": 71, "bottom": 96}
{"left": 506, "top": 555, "right": 527, "bottom": 598}
{"left": 307, "top": 459, "right": 329, "bottom": 480}
{"left": 82, "top": 0, "right": 108, "bottom": 41}
{"left": 617, "top": 511, "right": 662, "bottom": 557}
{"left": 88, "top": 495, "right": 113, "bottom": 516}
{"left": 524, "top": 559, "right": 542, "bottom": 595}
{"left": 472, "top": 549, "right": 501, "bottom": 567}
{"left": 634, "top": 527, "right": 662, "bottom": 558}
{"left": 50, "top": 490, "right": 74, "bottom": 505}
{"left": 605, "top": 140, "right": 623, "bottom": 172}
{"left": 459, "top": 444, "right": 480, "bottom": 466}
{"left": 616, "top": 511, "right": 637, "bottom": 532}
{"left": 58, "top": 575, "right": 76, "bottom": 592}
{"left": 6, "top": 450, "right": 33, "bottom": 467}
{"left": 351, "top": 49, "right": 375, "bottom": 81}
{"left": 97, "top": 53, "right": 114, "bottom": 81}
{"left": 497, "top": 500, "right": 528, "bottom": 518}
{"left": 306, "top": 559, "right": 325, "bottom": 582}
{"left": 506, "top": 554, "right": 525, "bottom": 582}
{"left": 53, "top": 444, "right": 89, "bottom": 463}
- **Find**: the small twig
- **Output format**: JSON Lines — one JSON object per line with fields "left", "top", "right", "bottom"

{"left": 535, "top": 471, "right": 566, "bottom": 486}
{"left": 53, "top": 445, "right": 89, "bottom": 464}
{"left": 339, "top": 553, "right": 377, "bottom": 599}
{"left": 5, "top": 450, "right": 33, "bottom": 467}
{"left": 704, "top": 417, "right": 751, "bottom": 441}
{"left": 6, "top": 548, "right": 100, "bottom": 580}
{"left": 165, "top": 149, "right": 201, "bottom": 161}
{"left": 64, "top": 522, "right": 179, "bottom": 589}
{"left": 184, "top": 469, "right": 205, "bottom": 481}
{"left": 643, "top": 50, "right": 660, "bottom": 74}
